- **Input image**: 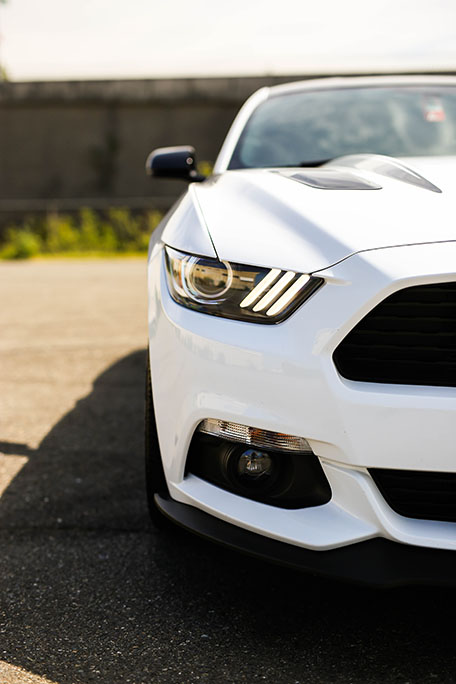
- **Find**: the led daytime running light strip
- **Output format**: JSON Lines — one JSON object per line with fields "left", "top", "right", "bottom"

{"left": 266, "top": 273, "right": 311, "bottom": 316}
{"left": 239, "top": 268, "right": 281, "bottom": 309}
{"left": 239, "top": 268, "right": 314, "bottom": 317}
{"left": 253, "top": 271, "right": 296, "bottom": 312}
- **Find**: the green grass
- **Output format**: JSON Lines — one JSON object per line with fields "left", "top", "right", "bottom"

{"left": 0, "top": 207, "right": 163, "bottom": 260}
{"left": 36, "top": 251, "right": 147, "bottom": 260}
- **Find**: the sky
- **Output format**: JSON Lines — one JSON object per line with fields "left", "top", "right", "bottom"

{"left": 0, "top": 0, "right": 455, "bottom": 81}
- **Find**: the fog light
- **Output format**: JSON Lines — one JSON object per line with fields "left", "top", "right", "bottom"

{"left": 187, "top": 431, "right": 332, "bottom": 509}
{"left": 237, "top": 449, "right": 273, "bottom": 480}
{"left": 198, "top": 419, "right": 312, "bottom": 453}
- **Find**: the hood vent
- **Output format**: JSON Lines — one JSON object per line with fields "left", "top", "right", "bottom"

{"left": 277, "top": 154, "right": 442, "bottom": 192}
{"left": 327, "top": 154, "right": 442, "bottom": 193}
{"left": 278, "top": 169, "right": 382, "bottom": 191}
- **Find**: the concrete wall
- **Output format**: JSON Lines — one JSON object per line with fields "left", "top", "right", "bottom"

{"left": 1, "top": 72, "right": 454, "bottom": 222}
{"left": 0, "top": 75, "right": 303, "bottom": 220}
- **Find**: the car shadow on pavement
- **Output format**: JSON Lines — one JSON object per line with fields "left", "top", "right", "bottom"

{"left": 1, "top": 348, "right": 456, "bottom": 684}
{"left": 0, "top": 349, "right": 150, "bottom": 534}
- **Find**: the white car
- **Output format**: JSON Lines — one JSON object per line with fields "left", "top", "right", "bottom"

{"left": 145, "top": 75, "right": 456, "bottom": 586}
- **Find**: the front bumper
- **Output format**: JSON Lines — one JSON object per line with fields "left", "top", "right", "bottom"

{"left": 148, "top": 240, "right": 456, "bottom": 561}
{"left": 156, "top": 494, "right": 456, "bottom": 587}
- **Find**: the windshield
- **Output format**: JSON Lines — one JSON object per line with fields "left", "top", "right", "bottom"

{"left": 229, "top": 86, "right": 456, "bottom": 168}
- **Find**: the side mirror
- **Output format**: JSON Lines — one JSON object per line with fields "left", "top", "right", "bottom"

{"left": 145, "top": 146, "right": 205, "bottom": 182}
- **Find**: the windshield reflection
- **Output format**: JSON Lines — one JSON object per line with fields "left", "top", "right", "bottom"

{"left": 229, "top": 87, "right": 456, "bottom": 168}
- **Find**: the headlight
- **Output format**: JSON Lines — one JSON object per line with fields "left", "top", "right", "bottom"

{"left": 164, "top": 247, "right": 323, "bottom": 323}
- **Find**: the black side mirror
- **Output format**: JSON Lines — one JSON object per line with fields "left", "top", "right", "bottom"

{"left": 145, "top": 146, "right": 205, "bottom": 182}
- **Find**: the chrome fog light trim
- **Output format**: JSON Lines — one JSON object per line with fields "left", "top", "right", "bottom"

{"left": 197, "top": 418, "right": 313, "bottom": 453}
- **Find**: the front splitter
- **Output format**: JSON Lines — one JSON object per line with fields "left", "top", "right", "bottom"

{"left": 155, "top": 494, "right": 456, "bottom": 587}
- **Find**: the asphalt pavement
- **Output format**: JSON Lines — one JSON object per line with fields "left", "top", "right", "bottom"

{"left": 1, "top": 258, "right": 456, "bottom": 684}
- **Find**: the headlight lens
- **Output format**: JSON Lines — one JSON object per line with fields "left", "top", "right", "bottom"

{"left": 164, "top": 247, "right": 323, "bottom": 323}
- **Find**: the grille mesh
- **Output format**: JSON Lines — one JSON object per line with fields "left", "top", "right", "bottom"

{"left": 333, "top": 282, "right": 456, "bottom": 387}
{"left": 370, "top": 468, "right": 456, "bottom": 523}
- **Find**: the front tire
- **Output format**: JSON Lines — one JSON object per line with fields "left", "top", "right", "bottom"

{"left": 145, "top": 352, "right": 171, "bottom": 528}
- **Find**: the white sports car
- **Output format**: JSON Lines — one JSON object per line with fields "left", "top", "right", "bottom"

{"left": 145, "top": 75, "right": 456, "bottom": 586}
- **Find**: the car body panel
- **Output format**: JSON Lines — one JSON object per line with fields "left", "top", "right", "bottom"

{"left": 159, "top": 188, "right": 216, "bottom": 259}
{"left": 192, "top": 160, "right": 456, "bottom": 273}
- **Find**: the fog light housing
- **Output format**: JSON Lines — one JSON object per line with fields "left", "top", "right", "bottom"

{"left": 186, "top": 423, "right": 332, "bottom": 509}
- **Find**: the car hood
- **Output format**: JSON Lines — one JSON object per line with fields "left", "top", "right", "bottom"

{"left": 192, "top": 155, "right": 456, "bottom": 273}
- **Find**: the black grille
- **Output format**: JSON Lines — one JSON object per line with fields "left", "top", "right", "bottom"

{"left": 370, "top": 468, "right": 456, "bottom": 523}
{"left": 333, "top": 282, "right": 456, "bottom": 387}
